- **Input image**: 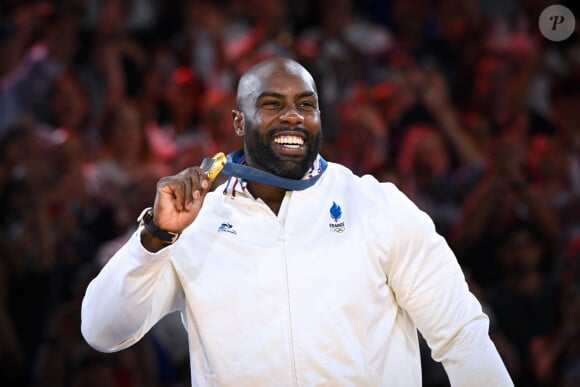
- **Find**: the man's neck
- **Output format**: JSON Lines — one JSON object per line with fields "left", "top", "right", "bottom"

{"left": 247, "top": 180, "right": 287, "bottom": 215}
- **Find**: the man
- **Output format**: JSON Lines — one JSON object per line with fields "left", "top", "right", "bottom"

{"left": 81, "top": 57, "right": 513, "bottom": 386}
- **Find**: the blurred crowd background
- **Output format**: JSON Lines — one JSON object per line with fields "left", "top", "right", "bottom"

{"left": 0, "top": 0, "right": 579, "bottom": 386}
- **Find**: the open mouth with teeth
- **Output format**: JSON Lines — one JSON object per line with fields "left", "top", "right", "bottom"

{"left": 273, "top": 134, "right": 305, "bottom": 150}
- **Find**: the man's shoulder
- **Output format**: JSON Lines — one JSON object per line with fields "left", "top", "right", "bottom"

{"left": 323, "top": 162, "right": 403, "bottom": 201}
{"left": 325, "top": 162, "right": 396, "bottom": 187}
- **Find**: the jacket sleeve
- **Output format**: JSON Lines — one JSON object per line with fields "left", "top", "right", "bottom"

{"left": 379, "top": 183, "right": 513, "bottom": 387}
{"left": 81, "top": 228, "right": 184, "bottom": 353}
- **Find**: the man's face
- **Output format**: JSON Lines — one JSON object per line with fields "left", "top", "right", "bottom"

{"left": 236, "top": 62, "right": 322, "bottom": 179}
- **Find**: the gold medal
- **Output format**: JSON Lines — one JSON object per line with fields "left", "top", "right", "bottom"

{"left": 200, "top": 152, "right": 227, "bottom": 179}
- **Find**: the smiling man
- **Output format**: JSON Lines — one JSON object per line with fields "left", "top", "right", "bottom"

{"left": 81, "top": 57, "right": 513, "bottom": 386}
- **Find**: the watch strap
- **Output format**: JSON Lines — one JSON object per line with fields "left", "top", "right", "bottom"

{"left": 137, "top": 207, "right": 180, "bottom": 244}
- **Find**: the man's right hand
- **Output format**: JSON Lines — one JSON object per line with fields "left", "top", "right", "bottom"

{"left": 141, "top": 166, "right": 212, "bottom": 252}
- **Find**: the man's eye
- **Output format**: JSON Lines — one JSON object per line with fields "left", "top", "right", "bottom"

{"left": 297, "top": 101, "right": 316, "bottom": 111}
{"left": 262, "top": 100, "right": 281, "bottom": 109}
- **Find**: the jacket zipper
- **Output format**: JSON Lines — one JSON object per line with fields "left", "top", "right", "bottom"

{"left": 281, "top": 222, "right": 299, "bottom": 386}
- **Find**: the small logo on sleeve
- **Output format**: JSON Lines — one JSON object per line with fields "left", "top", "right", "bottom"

{"left": 328, "top": 202, "right": 346, "bottom": 233}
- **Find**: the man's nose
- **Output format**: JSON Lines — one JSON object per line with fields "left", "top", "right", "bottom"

{"left": 279, "top": 105, "right": 304, "bottom": 125}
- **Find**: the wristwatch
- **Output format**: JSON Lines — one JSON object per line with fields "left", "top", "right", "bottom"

{"left": 137, "top": 207, "right": 180, "bottom": 244}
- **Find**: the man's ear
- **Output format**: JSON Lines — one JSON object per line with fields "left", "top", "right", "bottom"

{"left": 232, "top": 109, "right": 244, "bottom": 136}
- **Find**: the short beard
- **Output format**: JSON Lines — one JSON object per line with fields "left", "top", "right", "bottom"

{"left": 244, "top": 126, "right": 322, "bottom": 180}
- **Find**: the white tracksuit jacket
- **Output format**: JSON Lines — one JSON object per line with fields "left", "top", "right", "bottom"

{"left": 81, "top": 160, "right": 513, "bottom": 387}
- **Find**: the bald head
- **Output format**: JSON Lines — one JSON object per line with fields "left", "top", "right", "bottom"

{"left": 236, "top": 57, "right": 318, "bottom": 111}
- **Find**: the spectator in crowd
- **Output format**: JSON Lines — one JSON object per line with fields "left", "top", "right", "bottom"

{"left": 173, "top": 0, "right": 235, "bottom": 90}
{"left": 295, "top": 0, "right": 392, "bottom": 138}
{"left": 489, "top": 224, "right": 560, "bottom": 386}
{"left": 449, "top": 135, "right": 561, "bottom": 289}
{"left": 526, "top": 133, "right": 580, "bottom": 243}
{"left": 549, "top": 76, "right": 580, "bottom": 239}
{"left": 330, "top": 93, "right": 390, "bottom": 176}
{"left": 0, "top": 125, "right": 57, "bottom": 386}
{"left": 0, "top": 1, "right": 66, "bottom": 133}
{"left": 529, "top": 280, "right": 580, "bottom": 387}
{"left": 395, "top": 67, "right": 486, "bottom": 237}
{"left": 38, "top": 73, "right": 99, "bottom": 158}
{"left": 227, "top": 0, "right": 296, "bottom": 72}
{"left": 86, "top": 99, "right": 167, "bottom": 212}
{"left": 195, "top": 87, "right": 243, "bottom": 155}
